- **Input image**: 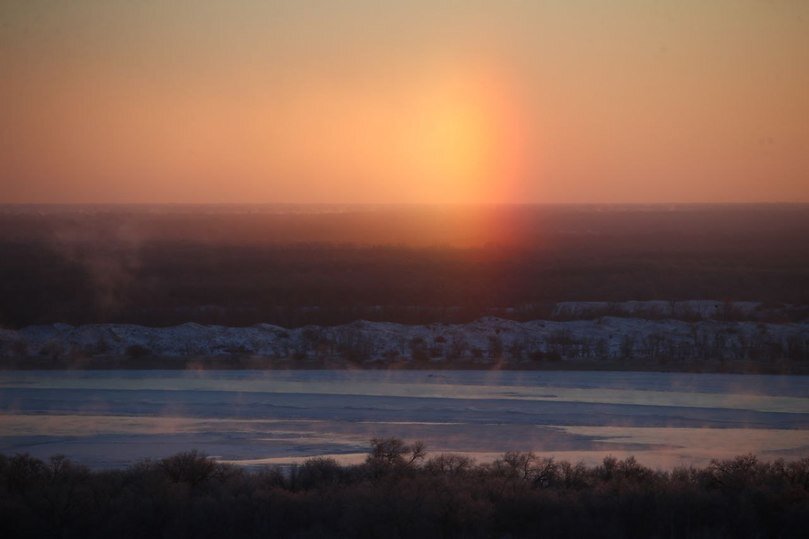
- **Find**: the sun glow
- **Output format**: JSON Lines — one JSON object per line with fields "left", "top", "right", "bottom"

{"left": 401, "top": 67, "right": 527, "bottom": 203}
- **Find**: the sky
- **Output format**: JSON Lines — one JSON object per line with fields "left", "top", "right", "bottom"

{"left": 1, "top": 0, "right": 808, "bottom": 204}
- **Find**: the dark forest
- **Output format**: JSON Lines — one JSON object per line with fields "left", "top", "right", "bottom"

{"left": 1, "top": 205, "right": 807, "bottom": 328}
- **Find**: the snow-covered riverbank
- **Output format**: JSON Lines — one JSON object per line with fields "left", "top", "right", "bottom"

{"left": 2, "top": 315, "right": 806, "bottom": 365}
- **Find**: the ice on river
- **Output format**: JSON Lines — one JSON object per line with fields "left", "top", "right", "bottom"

{"left": 1, "top": 370, "right": 807, "bottom": 469}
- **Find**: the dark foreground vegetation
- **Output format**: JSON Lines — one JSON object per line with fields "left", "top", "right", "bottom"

{"left": 1, "top": 204, "right": 808, "bottom": 328}
{"left": 2, "top": 440, "right": 808, "bottom": 538}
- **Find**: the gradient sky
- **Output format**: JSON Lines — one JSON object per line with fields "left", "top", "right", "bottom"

{"left": 1, "top": 0, "right": 808, "bottom": 204}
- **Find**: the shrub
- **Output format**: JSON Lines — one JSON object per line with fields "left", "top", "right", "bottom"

{"left": 1, "top": 445, "right": 808, "bottom": 539}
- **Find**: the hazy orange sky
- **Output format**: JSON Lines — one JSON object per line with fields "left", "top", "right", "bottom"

{"left": 1, "top": 1, "right": 808, "bottom": 204}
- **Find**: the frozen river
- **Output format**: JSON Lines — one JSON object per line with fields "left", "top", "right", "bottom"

{"left": 1, "top": 370, "right": 808, "bottom": 469}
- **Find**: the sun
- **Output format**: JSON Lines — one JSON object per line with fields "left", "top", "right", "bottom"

{"left": 420, "top": 86, "right": 492, "bottom": 197}
{"left": 402, "top": 68, "right": 524, "bottom": 204}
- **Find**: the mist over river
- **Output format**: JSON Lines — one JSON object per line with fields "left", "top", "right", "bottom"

{"left": 1, "top": 370, "right": 807, "bottom": 469}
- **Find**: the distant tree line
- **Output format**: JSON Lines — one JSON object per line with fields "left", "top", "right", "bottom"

{"left": 2, "top": 440, "right": 808, "bottom": 538}
{"left": 1, "top": 205, "right": 808, "bottom": 328}
{"left": 1, "top": 241, "right": 808, "bottom": 329}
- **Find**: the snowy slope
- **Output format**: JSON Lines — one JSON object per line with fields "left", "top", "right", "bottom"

{"left": 2, "top": 314, "right": 807, "bottom": 363}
